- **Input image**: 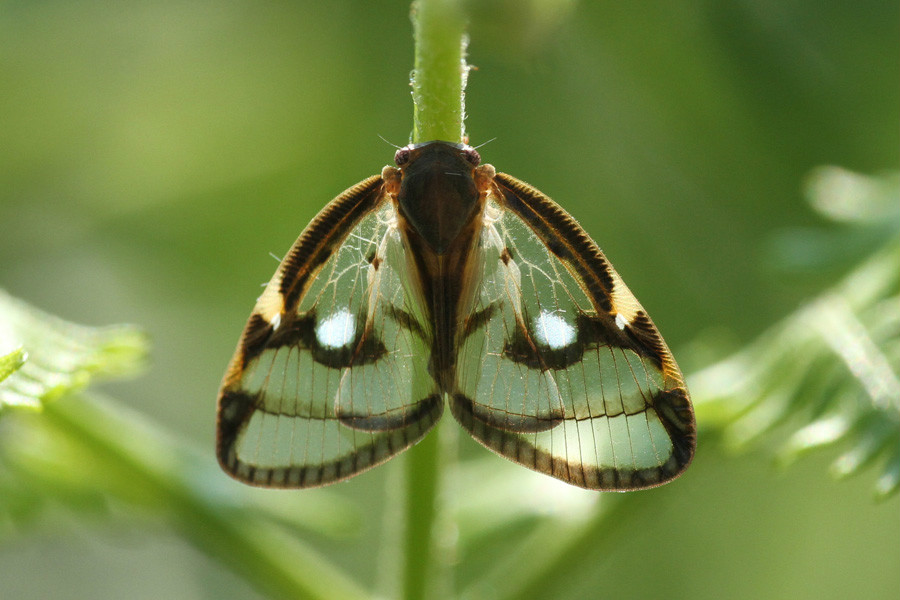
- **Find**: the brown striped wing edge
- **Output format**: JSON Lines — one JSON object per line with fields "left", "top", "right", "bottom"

{"left": 216, "top": 175, "right": 442, "bottom": 488}
{"left": 451, "top": 172, "right": 696, "bottom": 491}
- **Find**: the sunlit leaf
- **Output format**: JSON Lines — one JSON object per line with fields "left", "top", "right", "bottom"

{"left": 0, "top": 289, "right": 146, "bottom": 412}
{"left": 692, "top": 169, "right": 900, "bottom": 500}
{"left": 0, "top": 347, "right": 27, "bottom": 384}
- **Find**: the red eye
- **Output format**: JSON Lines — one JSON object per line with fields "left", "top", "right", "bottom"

{"left": 394, "top": 147, "right": 411, "bottom": 166}
{"left": 462, "top": 147, "right": 480, "bottom": 166}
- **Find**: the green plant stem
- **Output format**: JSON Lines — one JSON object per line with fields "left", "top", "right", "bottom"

{"left": 411, "top": 0, "right": 468, "bottom": 144}
{"left": 402, "top": 427, "right": 441, "bottom": 600}
{"left": 402, "top": 2, "right": 468, "bottom": 599}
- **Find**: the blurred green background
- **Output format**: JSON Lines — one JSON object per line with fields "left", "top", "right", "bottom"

{"left": 1, "top": 1, "right": 898, "bottom": 599}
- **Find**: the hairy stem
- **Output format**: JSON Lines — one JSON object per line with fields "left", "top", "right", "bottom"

{"left": 402, "top": 2, "right": 469, "bottom": 599}
{"left": 411, "top": 0, "right": 468, "bottom": 144}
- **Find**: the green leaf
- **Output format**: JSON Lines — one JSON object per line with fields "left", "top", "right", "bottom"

{"left": 0, "top": 291, "right": 367, "bottom": 599}
{"left": 0, "top": 347, "right": 27, "bottom": 384}
{"left": 691, "top": 169, "right": 900, "bottom": 500}
{"left": 0, "top": 289, "right": 146, "bottom": 412}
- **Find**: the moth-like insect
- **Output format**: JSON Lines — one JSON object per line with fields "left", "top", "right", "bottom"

{"left": 216, "top": 141, "right": 695, "bottom": 491}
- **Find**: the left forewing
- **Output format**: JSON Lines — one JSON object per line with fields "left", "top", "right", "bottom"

{"left": 452, "top": 173, "right": 695, "bottom": 491}
{"left": 217, "top": 176, "right": 440, "bottom": 488}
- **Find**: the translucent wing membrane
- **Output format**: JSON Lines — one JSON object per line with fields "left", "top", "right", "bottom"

{"left": 453, "top": 174, "right": 695, "bottom": 490}
{"left": 217, "top": 177, "right": 441, "bottom": 487}
{"left": 217, "top": 142, "right": 694, "bottom": 491}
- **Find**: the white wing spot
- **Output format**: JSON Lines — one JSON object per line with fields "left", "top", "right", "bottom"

{"left": 221, "top": 401, "right": 238, "bottom": 420}
{"left": 533, "top": 311, "right": 576, "bottom": 350}
{"left": 316, "top": 310, "right": 356, "bottom": 349}
{"left": 615, "top": 313, "right": 628, "bottom": 330}
{"left": 270, "top": 312, "right": 282, "bottom": 331}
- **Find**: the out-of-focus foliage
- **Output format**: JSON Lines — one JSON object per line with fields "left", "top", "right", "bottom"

{"left": 0, "top": 348, "right": 27, "bottom": 385}
{"left": 0, "top": 290, "right": 366, "bottom": 600}
{"left": 1, "top": 1, "right": 898, "bottom": 599}
{"left": 0, "top": 289, "right": 145, "bottom": 411}
{"left": 693, "top": 169, "right": 900, "bottom": 500}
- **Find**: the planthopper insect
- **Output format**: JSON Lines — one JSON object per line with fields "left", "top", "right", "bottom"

{"left": 216, "top": 141, "right": 695, "bottom": 491}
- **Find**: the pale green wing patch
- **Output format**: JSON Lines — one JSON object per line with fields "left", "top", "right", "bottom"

{"left": 217, "top": 180, "right": 440, "bottom": 488}
{"left": 453, "top": 180, "right": 695, "bottom": 491}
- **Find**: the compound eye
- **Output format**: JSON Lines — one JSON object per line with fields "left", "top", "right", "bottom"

{"left": 462, "top": 147, "right": 480, "bottom": 166}
{"left": 394, "top": 147, "right": 411, "bottom": 166}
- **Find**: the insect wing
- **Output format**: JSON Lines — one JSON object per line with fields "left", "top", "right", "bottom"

{"left": 217, "top": 176, "right": 441, "bottom": 488}
{"left": 453, "top": 173, "right": 695, "bottom": 491}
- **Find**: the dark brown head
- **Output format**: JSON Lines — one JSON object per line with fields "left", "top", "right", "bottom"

{"left": 393, "top": 141, "right": 482, "bottom": 254}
